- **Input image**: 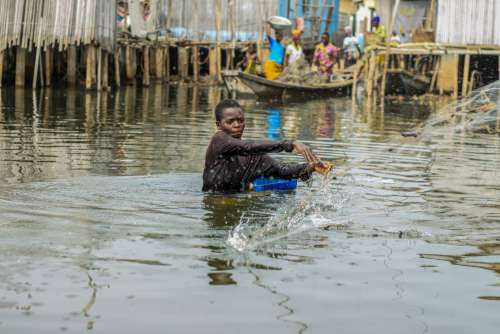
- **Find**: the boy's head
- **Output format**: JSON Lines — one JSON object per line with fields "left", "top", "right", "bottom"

{"left": 215, "top": 99, "right": 245, "bottom": 139}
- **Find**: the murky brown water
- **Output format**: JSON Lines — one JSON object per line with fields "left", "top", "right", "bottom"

{"left": 0, "top": 85, "right": 499, "bottom": 333}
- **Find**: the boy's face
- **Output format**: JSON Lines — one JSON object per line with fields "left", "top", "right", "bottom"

{"left": 218, "top": 108, "right": 245, "bottom": 139}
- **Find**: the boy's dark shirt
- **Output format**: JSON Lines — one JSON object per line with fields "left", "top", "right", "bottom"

{"left": 203, "top": 131, "right": 311, "bottom": 192}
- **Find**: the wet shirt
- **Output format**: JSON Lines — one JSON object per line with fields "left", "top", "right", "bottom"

{"left": 202, "top": 131, "right": 311, "bottom": 192}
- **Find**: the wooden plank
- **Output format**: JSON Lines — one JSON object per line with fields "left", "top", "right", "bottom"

{"left": 44, "top": 47, "right": 52, "bottom": 87}
{"left": 209, "top": 47, "right": 217, "bottom": 82}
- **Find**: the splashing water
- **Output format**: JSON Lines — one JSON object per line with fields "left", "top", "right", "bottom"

{"left": 228, "top": 81, "right": 500, "bottom": 252}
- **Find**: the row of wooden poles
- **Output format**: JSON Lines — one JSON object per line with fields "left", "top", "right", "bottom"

{"left": 355, "top": 48, "right": 500, "bottom": 107}
{"left": 0, "top": 40, "right": 237, "bottom": 89}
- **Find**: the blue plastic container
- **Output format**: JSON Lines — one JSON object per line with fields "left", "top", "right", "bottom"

{"left": 252, "top": 177, "right": 297, "bottom": 192}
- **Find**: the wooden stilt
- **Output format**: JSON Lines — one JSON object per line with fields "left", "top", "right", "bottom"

{"left": 209, "top": 47, "right": 217, "bottom": 82}
{"left": 178, "top": 47, "right": 188, "bottom": 81}
{"left": 125, "top": 46, "right": 136, "bottom": 84}
{"left": 0, "top": 51, "right": 3, "bottom": 88}
{"left": 86, "top": 45, "right": 94, "bottom": 90}
{"left": 67, "top": 45, "right": 77, "bottom": 85}
{"left": 155, "top": 48, "right": 164, "bottom": 82}
{"left": 351, "top": 65, "right": 358, "bottom": 112}
{"left": 102, "top": 52, "right": 109, "bottom": 90}
{"left": 44, "top": 48, "right": 52, "bottom": 87}
{"left": 97, "top": 47, "right": 102, "bottom": 91}
{"left": 461, "top": 54, "right": 470, "bottom": 97}
{"left": 143, "top": 46, "right": 150, "bottom": 86}
{"left": 165, "top": 46, "right": 171, "bottom": 82}
{"left": 114, "top": 47, "right": 121, "bottom": 87}
{"left": 453, "top": 55, "right": 459, "bottom": 99}
{"left": 429, "top": 56, "right": 440, "bottom": 93}
{"left": 215, "top": 0, "right": 222, "bottom": 82}
{"left": 193, "top": 46, "right": 200, "bottom": 82}
{"left": 16, "top": 47, "right": 27, "bottom": 87}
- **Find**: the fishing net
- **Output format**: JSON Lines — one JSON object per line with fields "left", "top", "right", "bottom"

{"left": 425, "top": 80, "right": 500, "bottom": 135}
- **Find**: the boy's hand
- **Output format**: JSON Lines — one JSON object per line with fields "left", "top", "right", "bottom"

{"left": 293, "top": 141, "right": 317, "bottom": 163}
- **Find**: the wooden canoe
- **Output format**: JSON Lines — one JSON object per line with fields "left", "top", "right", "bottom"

{"left": 235, "top": 72, "right": 353, "bottom": 100}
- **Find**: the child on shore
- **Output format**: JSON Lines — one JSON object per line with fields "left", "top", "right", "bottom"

{"left": 202, "top": 99, "right": 326, "bottom": 192}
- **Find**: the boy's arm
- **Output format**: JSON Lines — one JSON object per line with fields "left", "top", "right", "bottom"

{"left": 218, "top": 134, "right": 294, "bottom": 157}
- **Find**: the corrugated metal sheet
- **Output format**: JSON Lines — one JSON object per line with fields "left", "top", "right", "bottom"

{"left": 436, "top": 0, "right": 500, "bottom": 46}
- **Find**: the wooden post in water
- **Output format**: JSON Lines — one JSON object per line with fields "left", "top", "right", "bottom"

{"left": 380, "top": 0, "right": 401, "bottom": 100}
{"left": 209, "top": 47, "right": 218, "bottom": 82}
{"left": 429, "top": 56, "right": 440, "bottom": 94}
{"left": 97, "top": 47, "right": 102, "bottom": 91}
{"left": 102, "top": 51, "right": 109, "bottom": 90}
{"left": 67, "top": 45, "right": 77, "bottom": 86}
{"left": 155, "top": 48, "right": 164, "bottom": 82}
{"left": 86, "top": 45, "right": 94, "bottom": 90}
{"left": 215, "top": 0, "right": 222, "bottom": 82}
{"left": 165, "top": 45, "right": 171, "bottom": 82}
{"left": 16, "top": 47, "right": 27, "bottom": 87}
{"left": 453, "top": 54, "right": 459, "bottom": 99}
{"left": 125, "top": 46, "right": 136, "bottom": 84}
{"left": 114, "top": 47, "right": 121, "bottom": 87}
{"left": 193, "top": 46, "right": 200, "bottom": 82}
{"left": 352, "top": 66, "right": 358, "bottom": 112}
{"left": 461, "top": 54, "right": 470, "bottom": 97}
{"left": 44, "top": 48, "right": 52, "bottom": 87}
{"left": 0, "top": 51, "right": 4, "bottom": 87}
{"left": 143, "top": 46, "right": 150, "bottom": 86}
{"left": 178, "top": 47, "right": 189, "bottom": 81}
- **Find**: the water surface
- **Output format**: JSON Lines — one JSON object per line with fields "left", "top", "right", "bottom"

{"left": 0, "top": 85, "right": 499, "bottom": 333}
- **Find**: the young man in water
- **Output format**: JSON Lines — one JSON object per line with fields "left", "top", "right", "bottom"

{"left": 203, "top": 99, "right": 324, "bottom": 192}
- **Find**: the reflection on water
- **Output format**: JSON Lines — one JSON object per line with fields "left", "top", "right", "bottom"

{"left": 0, "top": 85, "right": 499, "bottom": 333}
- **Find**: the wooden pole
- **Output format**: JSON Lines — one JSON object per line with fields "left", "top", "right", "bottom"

{"left": 453, "top": 54, "right": 459, "bottom": 99}
{"left": 143, "top": 46, "right": 150, "bottom": 86}
{"left": 256, "top": 0, "right": 263, "bottom": 62}
{"left": 193, "top": 46, "right": 200, "bottom": 82}
{"left": 380, "top": 0, "right": 401, "bottom": 100}
{"left": 97, "top": 47, "right": 102, "bottom": 91}
{"left": 178, "top": 47, "right": 189, "bottom": 81}
{"left": 44, "top": 48, "right": 52, "bottom": 87}
{"left": 0, "top": 51, "right": 3, "bottom": 88}
{"left": 125, "top": 46, "right": 136, "bottom": 84}
{"left": 461, "top": 54, "right": 470, "bottom": 97}
{"left": 429, "top": 56, "right": 440, "bottom": 93}
{"left": 165, "top": 46, "right": 171, "bottom": 82}
{"left": 86, "top": 45, "right": 94, "bottom": 90}
{"left": 155, "top": 48, "right": 164, "bottom": 82}
{"left": 114, "top": 47, "right": 121, "bottom": 87}
{"left": 209, "top": 47, "right": 217, "bottom": 81}
{"left": 16, "top": 47, "right": 27, "bottom": 87}
{"left": 352, "top": 66, "right": 358, "bottom": 112}
{"left": 215, "top": 0, "right": 222, "bottom": 82}
{"left": 67, "top": 45, "right": 77, "bottom": 86}
{"left": 33, "top": 22, "right": 43, "bottom": 90}
{"left": 102, "top": 52, "right": 109, "bottom": 90}
{"left": 228, "top": 0, "right": 236, "bottom": 69}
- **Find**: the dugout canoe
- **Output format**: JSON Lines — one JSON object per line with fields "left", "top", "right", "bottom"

{"left": 385, "top": 69, "right": 430, "bottom": 96}
{"left": 235, "top": 72, "right": 353, "bottom": 99}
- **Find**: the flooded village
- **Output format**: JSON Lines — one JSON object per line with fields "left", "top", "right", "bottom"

{"left": 0, "top": 0, "right": 499, "bottom": 333}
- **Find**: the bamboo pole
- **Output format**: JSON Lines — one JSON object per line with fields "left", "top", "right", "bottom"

{"left": 461, "top": 54, "right": 470, "bottom": 97}
{"left": 228, "top": 0, "right": 236, "bottom": 69}
{"left": 33, "top": 23, "right": 43, "bottom": 90}
{"left": 16, "top": 47, "right": 26, "bottom": 87}
{"left": 351, "top": 66, "right": 358, "bottom": 112}
{"left": 67, "top": 45, "right": 77, "bottom": 85}
{"left": 256, "top": 0, "right": 263, "bottom": 65}
{"left": 114, "top": 47, "right": 121, "bottom": 87}
{"left": 143, "top": 46, "right": 150, "bottom": 86}
{"left": 125, "top": 46, "right": 136, "bottom": 84}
